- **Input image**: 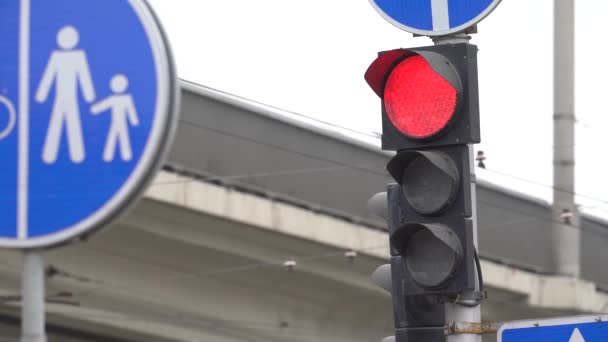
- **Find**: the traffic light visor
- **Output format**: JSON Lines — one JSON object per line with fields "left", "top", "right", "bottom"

{"left": 387, "top": 151, "right": 459, "bottom": 215}
{"left": 392, "top": 223, "right": 463, "bottom": 288}
{"left": 365, "top": 50, "right": 463, "bottom": 140}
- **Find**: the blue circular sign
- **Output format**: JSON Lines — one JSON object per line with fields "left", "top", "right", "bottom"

{"left": 0, "top": 0, "right": 179, "bottom": 248}
{"left": 369, "top": 0, "right": 502, "bottom": 36}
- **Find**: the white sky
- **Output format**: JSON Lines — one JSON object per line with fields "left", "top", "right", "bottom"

{"left": 147, "top": 0, "right": 608, "bottom": 219}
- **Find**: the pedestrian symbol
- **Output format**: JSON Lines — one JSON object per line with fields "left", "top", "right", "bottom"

{"left": 0, "top": 0, "right": 179, "bottom": 248}
{"left": 91, "top": 74, "right": 140, "bottom": 162}
{"left": 36, "top": 26, "right": 96, "bottom": 164}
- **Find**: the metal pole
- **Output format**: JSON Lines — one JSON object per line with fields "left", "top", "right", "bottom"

{"left": 21, "top": 251, "right": 47, "bottom": 342}
{"left": 445, "top": 145, "right": 481, "bottom": 342}
{"left": 433, "top": 34, "right": 481, "bottom": 342}
{"left": 552, "top": 0, "right": 579, "bottom": 277}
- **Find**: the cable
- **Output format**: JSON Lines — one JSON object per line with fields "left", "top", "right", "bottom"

{"left": 152, "top": 162, "right": 608, "bottom": 241}
{"left": 150, "top": 162, "right": 381, "bottom": 187}
{"left": 184, "top": 80, "right": 382, "bottom": 140}
{"left": 44, "top": 270, "right": 386, "bottom": 341}
{"left": 179, "top": 119, "right": 388, "bottom": 178}
{"left": 177, "top": 117, "right": 608, "bottom": 212}
{"left": 61, "top": 310, "right": 368, "bottom": 341}
{"left": 449, "top": 248, "right": 484, "bottom": 308}
{"left": 164, "top": 121, "right": 608, "bottom": 238}
{"left": 262, "top": 105, "right": 381, "bottom": 140}
{"left": 6, "top": 116, "right": 605, "bottom": 220}
{"left": 475, "top": 248, "right": 484, "bottom": 292}
{"left": 478, "top": 198, "right": 608, "bottom": 240}
{"left": 481, "top": 167, "right": 608, "bottom": 208}
{"left": 66, "top": 190, "right": 606, "bottom": 304}
{"left": 71, "top": 229, "right": 389, "bottom": 299}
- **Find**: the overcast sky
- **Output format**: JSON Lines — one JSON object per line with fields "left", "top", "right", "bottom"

{"left": 147, "top": 0, "right": 608, "bottom": 219}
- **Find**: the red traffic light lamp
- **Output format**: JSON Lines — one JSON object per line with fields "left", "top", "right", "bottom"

{"left": 365, "top": 44, "right": 480, "bottom": 151}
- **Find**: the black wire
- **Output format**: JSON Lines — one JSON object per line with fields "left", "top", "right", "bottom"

{"left": 449, "top": 248, "right": 484, "bottom": 308}
{"left": 177, "top": 117, "right": 608, "bottom": 209}
{"left": 474, "top": 248, "right": 483, "bottom": 292}
{"left": 179, "top": 119, "right": 388, "bottom": 178}
{"left": 183, "top": 80, "right": 381, "bottom": 140}
{"left": 478, "top": 198, "right": 608, "bottom": 240}
{"left": 159, "top": 160, "right": 608, "bottom": 242}
{"left": 482, "top": 167, "right": 608, "bottom": 207}
{"left": 177, "top": 118, "right": 608, "bottom": 215}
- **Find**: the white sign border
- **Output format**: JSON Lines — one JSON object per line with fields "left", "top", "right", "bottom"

{"left": 1, "top": 0, "right": 180, "bottom": 249}
{"left": 498, "top": 315, "right": 608, "bottom": 342}
{"left": 368, "top": 0, "right": 503, "bottom": 37}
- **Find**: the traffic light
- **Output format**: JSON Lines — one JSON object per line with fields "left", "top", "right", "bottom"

{"left": 366, "top": 43, "right": 480, "bottom": 341}
{"left": 365, "top": 43, "right": 479, "bottom": 151}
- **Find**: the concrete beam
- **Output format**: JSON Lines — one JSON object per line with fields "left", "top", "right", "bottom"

{"left": 146, "top": 171, "right": 608, "bottom": 316}
{"left": 146, "top": 171, "right": 388, "bottom": 260}
{"left": 483, "top": 260, "right": 608, "bottom": 313}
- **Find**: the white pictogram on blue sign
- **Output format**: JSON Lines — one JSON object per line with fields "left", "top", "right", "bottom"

{"left": 498, "top": 315, "right": 608, "bottom": 342}
{"left": 91, "top": 74, "right": 140, "bottom": 162}
{"left": 369, "top": 0, "right": 502, "bottom": 36}
{"left": 0, "top": 97, "right": 16, "bottom": 140}
{"left": 36, "top": 26, "right": 96, "bottom": 164}
{"left": 0, "top": 0, "right": 178, "bottom": 248}
{"left": 570, "top": 328, "right": 586, "bottom": 342}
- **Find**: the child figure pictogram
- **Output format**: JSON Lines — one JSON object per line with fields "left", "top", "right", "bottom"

{"left": 91, "top": 74, "right": 139, "bottom": 162}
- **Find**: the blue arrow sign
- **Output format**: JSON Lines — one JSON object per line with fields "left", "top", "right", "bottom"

{"left": 369, "top": 0, "right": 502, "bottom": 36}
{"left": 499, "top": 316, "right": 608, "bottom": 342}
{"left": 0, "top": 0, "right": 178, "bottom": 248}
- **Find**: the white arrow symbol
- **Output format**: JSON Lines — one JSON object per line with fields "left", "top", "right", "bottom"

{"left": 569, "top": 328, "right": 586, "bottom": 342}
{"left": 430, "top": 0, "right": 450, "bottom": 31}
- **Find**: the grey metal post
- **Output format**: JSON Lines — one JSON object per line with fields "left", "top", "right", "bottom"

{"left": 552, "top": 0, "right": 579, "bottom": 277}
{"left": 433, "top": 34, "right": 482, "bottom": 342}
{"left": 445, "top": 145, "right": 481, "bottom": 342}
{"left": 21, "top": 251, "right": 47, "bottom": 342}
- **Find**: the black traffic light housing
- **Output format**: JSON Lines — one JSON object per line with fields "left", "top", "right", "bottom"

{"left": 370, "top": 256, "right": 445, "bottom": 340}
{"left": 391, "top": 255, "right": 445, "bottom": 329}
{"left": 365, "top": 43, "right": 480, "bottom": 151}
{"left": 366, "top": 42, "right": 481, "bottom": 342}
{"left": 387, "top": 146, "right": 476, "bottom": 295}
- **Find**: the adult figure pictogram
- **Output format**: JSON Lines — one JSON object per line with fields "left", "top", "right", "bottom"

{"left": 35, "top": 25, "right": 96, "bottom": 164}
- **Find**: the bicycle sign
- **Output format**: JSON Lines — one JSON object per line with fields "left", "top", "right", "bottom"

{"left": 0, "top": 0, "right": 179, "bottom": 248}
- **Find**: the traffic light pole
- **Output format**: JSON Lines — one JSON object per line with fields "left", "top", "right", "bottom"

{"left": 445, "top": 145, "right": 481, "bottom": 342}
{"left": 432, "top": 35, "right": 482, "bottom": 342}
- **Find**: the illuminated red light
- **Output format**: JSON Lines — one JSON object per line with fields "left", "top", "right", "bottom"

{"left": 384, "top": 56, "right": 458, "bottom": 139}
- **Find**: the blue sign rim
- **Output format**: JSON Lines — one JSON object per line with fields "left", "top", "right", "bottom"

{"left": 2, "top": 0, "right": 180, "bottom": 249}
{"left": 498, "top": 315, "right": 608, "bottom": 342}
{"left": 368, "top": 0, "right": 503, "bottom": 36}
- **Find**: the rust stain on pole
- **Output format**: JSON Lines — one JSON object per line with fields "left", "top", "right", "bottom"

{"left": 445, "top": 322, "right": 501, "bottom": 335}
